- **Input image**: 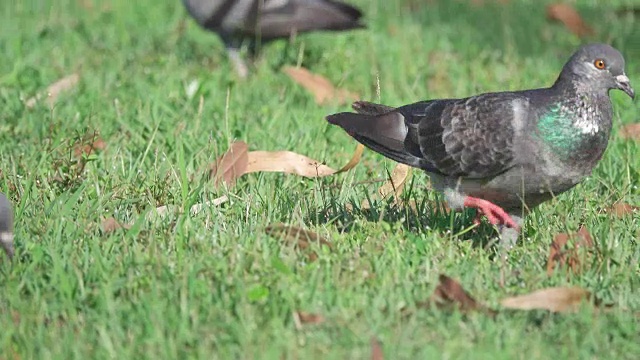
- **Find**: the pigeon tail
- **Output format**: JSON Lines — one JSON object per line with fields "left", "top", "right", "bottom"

{"left": 326, "top": 112, "right": 425, "bottom": 169}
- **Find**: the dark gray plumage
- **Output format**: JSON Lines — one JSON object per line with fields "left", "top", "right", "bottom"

{"left": 182, "top": 0, "right": 364, "bottom": 77}
{"left": 0, "top": 193, "right": 14, "bottom": 260}
{"left": 327, "top": 43, "right": 635, "bottom": 247}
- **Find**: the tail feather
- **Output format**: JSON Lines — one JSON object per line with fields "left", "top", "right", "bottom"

{"left": 326, "top": 112, "right": 425, "bottom": 169}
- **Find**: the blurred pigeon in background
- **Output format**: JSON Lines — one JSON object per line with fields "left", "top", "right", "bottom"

{"left": 327, "top": 43, "right": 634, "bottom": 248}
{"left": 181, "top": 0, "right": 365, "bottom": 77}
{"left": 0, "top": 193, "right": 14, "bottom": 260}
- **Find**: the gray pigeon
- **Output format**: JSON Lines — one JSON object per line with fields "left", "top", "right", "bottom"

{"left": 327, "top": 43, "right": 635, "bottom": 247}
{"left": 0, "top": 193, "right": 14, "bottom": 260}
{"left": 181, "top": 0, "right": 364, "bottom": 77}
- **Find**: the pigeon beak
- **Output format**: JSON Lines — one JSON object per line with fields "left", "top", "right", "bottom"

{"left": 616, "top": 74, "right": 635, "bottom": 100}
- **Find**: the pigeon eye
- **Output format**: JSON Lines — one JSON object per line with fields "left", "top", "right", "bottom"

{"left": 594, "top": 59, "right": 606, "bottom": 69}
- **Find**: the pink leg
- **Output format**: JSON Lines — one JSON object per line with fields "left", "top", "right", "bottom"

{"left": 463, "top": 196, "right": 520, "bottom": 230}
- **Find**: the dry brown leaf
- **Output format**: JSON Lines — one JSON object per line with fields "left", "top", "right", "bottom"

{"left": 265, "top": 224, "right": 332, "bottom": 261}
{"left": 209, "top": 141, "right": 364, "bottom": 188}
{"left": 370, "top": 337, "right": 384, "bottom": 360}
{"left": 189, "top": 195, "right": 229, "bottom": 215}
{"left": 283, "top": 66, "right": 358, "bottom": 105}
{"left": 377, "top": 164, "right": 412, "bottom": 201}
{"left": 430, "top": 274, "right": 496, "bottom": 315}
{"left": 295, "top": 311, "right": 325, "bottom": 325}
{"left": 609, "top": 202, "right": 639, "bottom": 217}
{"left": 619, "top": 123, "right": 640, "bottom": 140}
{"left": 361, "top": 163, "right": 413, "bottom": 210}
{"left": 209, "top": 142, "right": 249, "bottom": 187}
{"left": 101, "top": 217, "right": 131, "bottom": 234}
{"left": 25, "top": 73, "right": 80, "bottom": 108}
{"left": 547, "top": 226, "right": 594, "bottom": 276}
{"left": 546, "top": 4, "right": 594, "bottom": 37}
{"left": 501, "top": 287, "right": 591, "bottom": 312}
{"left": 73, "top": 136, "right": 106, "bottom": 158}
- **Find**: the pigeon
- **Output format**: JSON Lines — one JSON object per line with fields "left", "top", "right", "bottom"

{"left": 327, "top": 43, "right": 635, "bottom": 247}
{"left": 181, "top": 0, "right": 365, "bottom": 77}
{"left": 0, "top": 193, "right": 14, "bottom": 260}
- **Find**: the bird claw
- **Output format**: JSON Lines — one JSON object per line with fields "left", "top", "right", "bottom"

{"left": 464, "top": 196, "right": 520, "bottom": 230}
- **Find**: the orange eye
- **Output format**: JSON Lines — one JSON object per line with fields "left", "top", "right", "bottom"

{"left": 594, "top": 59, "right": 606, "bottom": 69}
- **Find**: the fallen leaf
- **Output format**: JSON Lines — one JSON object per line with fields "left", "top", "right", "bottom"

{"left": 619, "top": 123, "right": 640, "bottom": 140}
{"left": 25, "top": 73, "right": 80, "bottom": 108}
{"left": 547, "top": 226, "right": 594, "bottom": 276}
{"left": 377, "top": 164, "right": 412, "bottom": 202}
{"left": 609, "top": 202, "right": 639, "bottom": 217}
{"left": 294, "top": 311, "right": 325, "bottom": 325}
{"left": 73, "top": 135, "right": 106, "bottom": 158}
{"left": 546, "top": 4, "right": 594, "bottom": 37}
{"left": 209, "top": 141, "right": 364, "bottom": 188}
{"left": 292, "top": 311, "right": 325, "bottom": 330}
{"left": 429, "top": 274, "right": 496, "bottom": 315}
{"left": 283, "top": 66, "right": 358, "bottom": 105}
{"left": 101, "top": 217, "right": 131, "bottom": 234}
{"left": 370, "top": 337, "right": 384, "bottom": 360}
{"left": 189, "top": 195, "right": 229, "bottom": 215}
{"left": 501, "top": 287, "right": 591, "bottom": 312}
{"left": 265, "top": 224, "right": 331, "bottom": 261}
{"left": 209, "top": 142, "right": 249, "bottom": 188}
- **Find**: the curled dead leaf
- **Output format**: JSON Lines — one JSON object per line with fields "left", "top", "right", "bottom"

{"left": 501, "top": 287, "right": 591, "bottom": 313}
{"left": 619, "top": 123, "right": 640, "bottom": 140}
{"left": 546, "top": 226, "right": 594, "bottom": 276}
{"left": 429, "top": 274, "right": 496, "bottom": 316}
{"left": 265, "top": 224, "right": 331, "bottom": 261}
{"left": 370, "top": 337, "right": 384, "bottom": 360}
{"left": 609, "top": 202, "right": 639, "bottom": 218}
{"left": 101, "top": 217, "right": 131, "bottom": 234}
{"left": 362, "top": 163, "right": 413, "bottom": 209}
{"left": 283, "top": 66, "right": 358, "bottom": 105}
{"left": 25, "top": 73, "right": 80, "bottom": 108}
{"left": 377, "top": 164, "right": 412, "bottom": 202}
{"left": 209, "top": 141, "right": 364, "bottom": 188}
{"left": 546, "top": 4, "right": 594, "bottom": 37}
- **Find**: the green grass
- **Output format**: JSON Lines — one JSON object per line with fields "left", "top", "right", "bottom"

{"left": 1, "top": 0, "right": 639, "bottom": 358}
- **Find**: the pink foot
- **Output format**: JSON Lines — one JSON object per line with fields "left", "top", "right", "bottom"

{"left": 463, "top": 196, "right": 520, "bottom": 230}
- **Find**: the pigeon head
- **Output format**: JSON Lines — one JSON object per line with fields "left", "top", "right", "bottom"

{"left": 559, "top": 43, "right": 635, "bottom": 99}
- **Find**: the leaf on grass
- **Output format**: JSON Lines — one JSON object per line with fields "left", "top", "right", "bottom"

{"left": 546, "top": 4, "right": 594, "bottom": 37}
{"left": 429, "top": 274, "right": 496, "bottom": 315}
{"left": 377, "top": 164, "right": 412, "bottom": 201}
{"left": 210, "top": 141, "right": 364, "bottom": 188}
{"left": 608, "top": 202, "right": 639, "bottom": 218}
{"left": 619, "top": 123, "right": 640, "bottom": 140}
{"left": 283, "top": 66, "right": 358, "bottom": 105}
{"left": 370, "top": 337, "right": 384, "bottom": 360}
{"left": 101, "top": 217, "right": 131, "bottom": 234}
{"left": 148, "top": 196, "right": 229, "bottom": 222}
{"left": 292, "top": 311, "right": 325, "bottom": 330}
{"left": 265, "top": 224, "right": 331, "bottom": 261}
{"left": 25, "top": 73, "right": 80, "bottom": 108}
{"left": 546, "top": 226, "right": 594, "bottom": 276}
{"left": 190, "top": 195, "right": 229, "bottom": 215}
{"left": 501, "top": 287, "right": 591, "bottom": 313}
{"left": 209, "top": 142, "right": 249, "bottom": 188}
{"left": 73, "top": 135, "right": 107, "bottom": 158}
{"left": 362, "top": 163, "right": 413, "bottom": 209}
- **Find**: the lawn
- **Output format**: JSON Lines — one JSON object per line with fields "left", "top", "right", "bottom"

{"left": 0, "top": 0, "right": 639, "bottom": 358}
